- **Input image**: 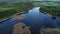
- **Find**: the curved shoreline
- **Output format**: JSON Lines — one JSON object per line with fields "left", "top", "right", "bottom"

{"left": 40, "top": 10, "right": 60, "bottom": 20}
{"left": 0, "top": 9, "right": 32, "bottom": 23}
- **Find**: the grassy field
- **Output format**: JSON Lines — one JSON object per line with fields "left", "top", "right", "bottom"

{"left": 0, "top": 3, "right": 33, "bottom": 20}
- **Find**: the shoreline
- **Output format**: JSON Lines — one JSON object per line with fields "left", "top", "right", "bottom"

{"left": 40, "top": 10, "right": 60, "bottom": 20}
{"left": 0, "top": 9, "right": 31, "bottom": 23}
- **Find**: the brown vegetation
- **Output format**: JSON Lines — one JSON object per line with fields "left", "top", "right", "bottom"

{"left": 13, "top": 23, "right": 31, "bottom": 34}
{"left": 12, "top": 15, "right": 24, "bottom": 20}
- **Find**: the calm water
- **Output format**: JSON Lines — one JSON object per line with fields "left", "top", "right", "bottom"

{"left": 0, "top": 7, "right": 60, "bottom": 34}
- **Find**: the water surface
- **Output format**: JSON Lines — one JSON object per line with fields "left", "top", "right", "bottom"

{"left": 0, "top": 7, "right": 60, "bottom": 34}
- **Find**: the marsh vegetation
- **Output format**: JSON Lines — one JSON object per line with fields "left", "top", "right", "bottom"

{"left": 0, "top": 2, "right": 33, "bottom": 20}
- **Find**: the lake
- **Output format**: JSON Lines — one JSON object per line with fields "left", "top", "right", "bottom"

{"left": 0, "top": 7, "right": 60, "bottom": 34}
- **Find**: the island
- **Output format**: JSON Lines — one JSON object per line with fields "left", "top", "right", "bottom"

{"left": 13, "top": 23, "right": 31, "bottom": 34}
{"left": 12, "top": 15, "right": 24, "bottom": 20}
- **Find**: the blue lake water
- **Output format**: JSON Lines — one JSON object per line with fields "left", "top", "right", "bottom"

{"left": 0, "top": 7, "right": 60, "bottom": 34}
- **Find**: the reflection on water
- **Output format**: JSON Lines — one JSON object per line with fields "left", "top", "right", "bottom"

{"left": 0, "top": 7, "right": 60, "bottom": 34}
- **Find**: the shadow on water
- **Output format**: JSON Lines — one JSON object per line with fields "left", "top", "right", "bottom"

{"left": 0, "top": 7, "right": 60, "bottom": 34}
{"left": 51, "top": 16, "right": 56, "bottom": 19}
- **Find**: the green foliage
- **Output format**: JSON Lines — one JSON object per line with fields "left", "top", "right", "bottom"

{"left": 40, "top": 28, "right": 60, "bottom": 34}
{"left": 40, "top": 6, "right": 60, "bottom": 17}
{"left": 0, "top": 3, "right": 33, "bottom": 20}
